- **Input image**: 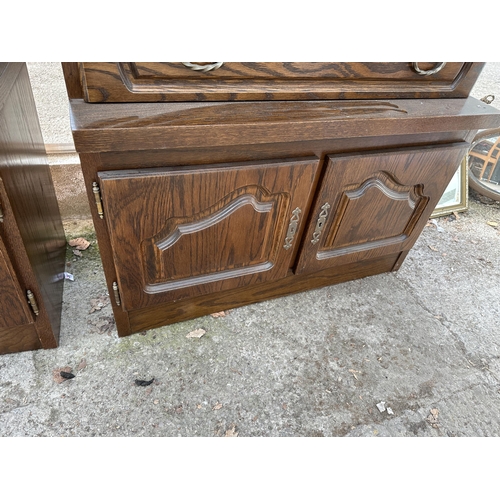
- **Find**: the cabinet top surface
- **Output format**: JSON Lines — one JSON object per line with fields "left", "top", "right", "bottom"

{"left": 68, "top": 97, "right": 500, "bottom": 153}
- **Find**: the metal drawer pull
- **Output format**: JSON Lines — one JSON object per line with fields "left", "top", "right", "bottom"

{"left": 283, "top": 207, "right": 301, "bottom": 250}
{"left": 412, "top": 62, "right": 446, "bottom": 76}
{"left": 311, "top": 203, "right": 330, "bottom": 245}
{"left": 181, "top": 62, "right": 224, "bottom": 72}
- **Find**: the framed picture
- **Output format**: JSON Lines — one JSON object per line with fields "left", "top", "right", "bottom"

{"left": 431, "top": 156, "right": 468, "bottom": 218}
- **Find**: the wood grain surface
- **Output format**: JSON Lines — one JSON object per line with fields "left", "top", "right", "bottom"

{"left": 68, "top": 97, "right": 500, "bottom": 153}
{"left": 0, "top": 63, "right": 66, "bottom": 353}
{"left": 76, "top": 62, "right": 484, "bottom": 103}
{"left": 296, "top": 143, "right": 469, "bottom": 274}
{"left": 98, "top": 158, "right": 319, "bottom": 309}
{"left": 63, "top": 62, "right": 500, "bottom": 337}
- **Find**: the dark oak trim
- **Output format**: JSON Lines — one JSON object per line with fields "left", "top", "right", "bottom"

{"left": 68, "top": 98, "right": 500, "bottom": 153}
{"left": 78, "top": 153, "right": 132, "bottom": 335}
{"left": 61, "top": 62, "right": 83, "bottom": 99}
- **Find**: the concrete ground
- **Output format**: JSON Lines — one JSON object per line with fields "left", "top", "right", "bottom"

{"left": 1, "top": 63, "right": 499, "bottom": 437}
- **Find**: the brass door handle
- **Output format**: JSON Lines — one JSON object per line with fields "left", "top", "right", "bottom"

{"left": 311, "top": 203, "right": 330, "bottom": 245}
{"left": 283, "top": 207, "right": 301, "bottom": 250}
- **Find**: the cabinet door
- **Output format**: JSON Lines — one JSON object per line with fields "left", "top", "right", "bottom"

{"left": 0, "top": 235, "right": 33, "bottom": 330}
{"left": 98, "top": 158, "right": 319, "bottom": 309}
{"left": 296, "top": 144, "right": 468, "bottom": 274}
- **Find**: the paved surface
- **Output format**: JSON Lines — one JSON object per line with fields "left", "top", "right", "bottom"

{"left": 1, "top": 63, "right": 499, "bottom": 437}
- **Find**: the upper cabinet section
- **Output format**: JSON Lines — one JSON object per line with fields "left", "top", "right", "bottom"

{"left": 73, "top": 62, "right": 485, "bottom": 103}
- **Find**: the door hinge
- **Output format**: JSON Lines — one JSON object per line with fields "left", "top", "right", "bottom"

{"left": 112, "top": 281, "right": 121, "bottom": 306}
{"left": 27, "top": 289, "right": 39, "bottom": 316}
{"left": 92, "top": 181, "right": 104, "bottom": 219}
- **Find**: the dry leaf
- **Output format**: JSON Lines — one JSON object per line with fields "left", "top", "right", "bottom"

{"left": 186, "top": 328, "right": 206, "bottom": 338}
{"left": 77, "top": 358, "right": 87, "bottom": 371}
{"left": 225, "top": 425, "right": 238, "bottom": 437}
{"left": 211, "top": 311, "right": 228, "bottom": 318}
{"left": 89, "top": 295, "right": 110, "bottom": 313}
{"left": 68, "top": 237, "right": 90, "bottom": 250}
{"left": 88, "top": 315, "right": 115, "bottom": 335}
{"left": 212, "top": 402, "right": 223, "bottom": 411}
{"left": 426, "top": 408, "right": 439, "bottom": 428}
{"left": 487, "top": 221, "right": 498, "bottom": 227}
{"left": 428, "top": 245, "right": 438, "bottom": 252}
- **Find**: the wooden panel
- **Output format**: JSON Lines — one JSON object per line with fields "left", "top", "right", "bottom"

{"left": 0, "top": 236, "right": 32, "bottom": 329}
{"left": 0, "top": 324, "right": 41, "bottom": 355}
{"left": 61, "top": 62, "right": 83, "bottom": 99}
{"left": 98, "top": 158, "right": 319, "bottom": 309}
{"left": 0, "top": 63, "right": 66, "bottom": 351}
{"left": 78, "top": 62, "right": 484, "bottom": 103}
{"left": 296, "top": 143, "right": 469, "bottom": 274}
{"left": 68, "top": 97, "right": 500, "bottom": 154}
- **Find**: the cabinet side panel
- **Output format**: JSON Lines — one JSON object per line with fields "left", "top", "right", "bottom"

{"left": 0, "top": 63, "right": 66, "bottom": 347}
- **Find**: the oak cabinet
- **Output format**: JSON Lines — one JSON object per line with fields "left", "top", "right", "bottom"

{"left": 62, "top": 62, "right": 500, "bottom": 337}
{"left": 0, "top": 63, "right": 66, "bottom": 354}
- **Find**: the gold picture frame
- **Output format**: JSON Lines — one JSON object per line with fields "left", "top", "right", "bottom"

{"left": 431, "top": 155, "right": 468, "bottom": 218}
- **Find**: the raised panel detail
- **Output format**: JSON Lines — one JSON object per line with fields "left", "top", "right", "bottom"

{"left": 141, "top": 185, "right": 285, "bottom": 292}
{"left": 296, "top": 143, "right": 469, "bottom": 275}
{"left": 318, "top": 171, "right": 428, "bottom": 259}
